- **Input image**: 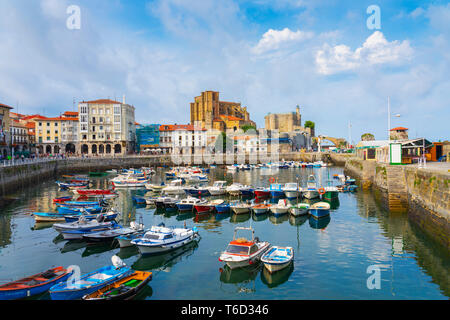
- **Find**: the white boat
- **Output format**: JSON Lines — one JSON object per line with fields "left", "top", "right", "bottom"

{"left": 260, "top": 246, "right": 294, "bottom": 273}
{"left": 230, "top": 200, "right": 251, "bottom": 214}
{"left": 282, "top": 183, "right": 302, "bottom": 199}
{"left": 251, "top": 202, "right": 271, "bottom": 215}
{"left": 288, "top": 203, "right": 310, "bottom": 216}
{"left": 219, "top": 227, "right": 270, "bottom": 269}
{"left": 110, "top": 172, "right": 148, "bottom": 188}
{"left": 82, "top": 220, "right": 145, "bottom": 243}
{"left": 162, "top": 179, "right": 185, "bottom": 195}
{"left": 145, "top": 183, "right": 165, "bottom": 192}
{"left": 131, "top": 225, "right": 199, "bottom": 255}
{"left": 304, "top": 175, "right": 320, "bottom": 199}
{"left": 226, "top": 165, "right": 238, "bottom": 172}
{"left": 226, "top": 183, "right": 243, "bottom": 196}
{"left": 188, "top": 173, "right": 209, "bottom": 182}
{"left": 270, "top": 199, "right": 290, "bottom": 216}
{"left": 206, "top": 181, "right": 227, "bottom": 196}
{"left": 309, "top": 202, "right": 331, "bottom": 219}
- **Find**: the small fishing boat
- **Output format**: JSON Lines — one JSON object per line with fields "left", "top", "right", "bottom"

{"left": 309, "top": 202, "right": 331, "bottom": 219}
{"left": 218, "top": 227, "right": 270, "bottom": 269}
{"left": 269, "top": 184, "right": 285, "bottom": 198}
{"left": 0, "top": 267, "right": 72, "bottom": 300}
{"left": 226, "top": 165, "right": 239, "bottom": 172}
{"left": 57, "top": 181, "right": 89, "bottom": 189}
{"left": 323, "top": 186, "right": 339, "bottom": 201}
{"left": 260, "top": 246, "right": 294, "bottom": 273}
{"left": 73, "top": 189, "right": 117, "bottom": 196}
{"left": 131, "top": 224, "right": 199, "bottom": 255}
{"left": 176, "top": 197, "right": 206, "bottom": 212}
{"left": 49, "top": 256, "right": 133, "bottom": 300}
{"left": 60, "top": 222, "right": 122, "bottom": 240}
{"left": 251, "top": 202, "right": 271, "bottom": 215}
{"left": 52, "top": 196, "right": 72, "bottom": 204}
{"left": 145, "top": 182, "right": 165, "bottom": 193}
{"left": 288, "top": 203, "right": 310, "bottom": 216}
{"left": 230, "top": 200, "right": 252, "bottom": 215}
{"left": 162, "top": 179, "right": 186, "bottom": 195}
{"left": 303, "top": 175, "right": 320, "bottom": 199}
{"left": 206, "top": 181, "right": 227, "bottom": 196}
{"left": 345, "top": 177, "right": 356, "bottom": 185}
{"left": 215, "top": 202, "right": 230, "bottom": 214}
{"left": 283, "top": 183, "right": 301, "bottom": 199}
{"left": 89, "top": 171, "right": 108, "bottom": 177}
{"left": 116, "top": 229, "right": 147, "bottom": 248}
{"left": 162, "top": 196, "right": 180, "bottom": 211}
{"left": 34, "top": 212, "right": 67, "bottom": 222}
{"left": 57, "top": 205, "right": 102, "bottom": 215}
{"left": 82, "top": 270, "right": 152, "bottom": 300}
{"left": 194, "top": 199, "right": 224, "bottom": 214}
{"left": 254, "top": 187, "right": 270, "bottom": 198}
{"left": 82, "top": 220, "right": 145, "bottom": 243}
{"left": 56, "top": 200, "right": 107, "bottom": 208}
{"left": 270, "top": 199, "right": 290, "bottom": 216}
{"left": 64, "top": 211, "right": 118, "bottom": 223}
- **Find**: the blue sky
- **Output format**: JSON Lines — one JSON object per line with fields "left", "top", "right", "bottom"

{"left": 0, "top": 0, "right": 449, "bottom": 143}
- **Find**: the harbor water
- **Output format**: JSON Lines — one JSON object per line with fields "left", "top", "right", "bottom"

{"left": 0, "top": 166, "right": 448, "bottom": 300}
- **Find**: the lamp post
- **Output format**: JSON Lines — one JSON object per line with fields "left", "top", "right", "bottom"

{"left": 387, "top": 97, "right": 401, "bottom": 141}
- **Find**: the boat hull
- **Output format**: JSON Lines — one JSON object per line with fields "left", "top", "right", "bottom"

{"left": 134, "top": 235, "right": 196, "bottom": 255}
{"left": 323, "top": 191, "right": 339, "bottom": 201}
{"left": 263, "top": 260, "right": 292, "bottom": 273}
{"left": 304, "top": 190, "right": 320, "bottom": 199}
{"left": 309, "top": 208, "right": 330, "bottom": 219}
{"left": 0, "top": 268, "right": 71, "bottom": 300}
{"left": 288, "top": 207, "right": 308, "bottom": 216}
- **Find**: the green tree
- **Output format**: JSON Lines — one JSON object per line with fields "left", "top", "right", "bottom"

{"left": 241, "top": 125, "right": 256, "bottom": 133}
{"left": 361, "top": 133, "right": 375, "bottom": 141}
{"left": 304, "top": 121, "right": 315, "bottom": 129}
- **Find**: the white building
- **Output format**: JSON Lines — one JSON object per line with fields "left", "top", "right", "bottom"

{"left": 159, "top": 124, "right": 206, "bottom": 155}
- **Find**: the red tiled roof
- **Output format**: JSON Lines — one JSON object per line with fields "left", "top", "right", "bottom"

{"left": 63, "top": 111, "right": 78, "bottom": 116}
{"left": 33, "top": 116, "right": 78, "bottom": 121}
{"left": 390, "top": 127, "right": 408, "bottom": 131}
{"left": 0, "top": 103, "right": 13, "bottom": 109}
{"left": 22, "top": 114, "right": 46, "bottom": 121}
{"left": 83, "top": 99, "right": 122, "bottom": 104}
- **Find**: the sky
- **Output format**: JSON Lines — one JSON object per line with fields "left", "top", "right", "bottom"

{"left": 0, "top": 0, "right": 449, "bottom": 144}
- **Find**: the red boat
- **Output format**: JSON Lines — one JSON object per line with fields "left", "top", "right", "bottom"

{"left": 194, "top": 199, "right": 224, "bottom": 214}
{"left": 53, "top": 196, "right": 72, "bottom": 203}
{"left": 73, "top": 189, "right": 116, "bottom": 196}
{"left": 254, "top": 188, "right": 270, "bottom": 198}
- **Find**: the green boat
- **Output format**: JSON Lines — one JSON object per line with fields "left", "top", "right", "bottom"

{"left": 323, "top": 186, "right": 339, "bottom": 201}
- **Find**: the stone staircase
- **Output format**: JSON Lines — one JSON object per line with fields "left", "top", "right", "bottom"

{"left": 386, "top": 166, "right": 408, "bottom": 212}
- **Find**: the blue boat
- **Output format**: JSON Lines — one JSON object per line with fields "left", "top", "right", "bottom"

{"left": 57, "top": 201, "right": 105, "bottom": 207}
{"left": 239, "top": 187, "right": 254, "bottom": 197}
{"left": 132, "top": 196, "right": 146, "bottom": 205}
{"left": 184, "top": 187, "right": 210, "bottom": 197}
{"left": 57, "top": 205, "right": 102, "bottom": 215}
{"left": 176, "top": 197, "right": 206, "bottom": 212}
{"left": 215, "top": 202, "right": 230, "bottom": 214}
{"left": 56, "top": 181, "right": 88, "bottom": 189}
{"left": 309, "top": 202, "right": 331, "bottom": 219}
{"left": 0, "top": 266, "right": 72, "bottom": 300}
{"left": 269, "top": 184, "right": 285, "bottom": 198}
{"left": 49, "top": 257, "right": 133, "bottom": 300}
{"left": 64, "top": 212, "right": 118, "bottom": 223}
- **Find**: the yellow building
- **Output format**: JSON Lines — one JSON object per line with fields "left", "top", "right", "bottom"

{"left": 0, "top": 102, "right": 13, "bottom": 157}
{"left": 34, "top": 117, "right": 63, "bottom": 154}
{"left": 190, "top": 91, "right": 255, "bottom": 131}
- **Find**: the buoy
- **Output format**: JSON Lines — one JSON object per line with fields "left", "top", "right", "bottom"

{"left": 318, "top": 188, "right": 326, "bottom": 195}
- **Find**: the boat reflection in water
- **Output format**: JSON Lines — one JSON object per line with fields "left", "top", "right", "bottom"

{"left": 308, "top": 215, "right": 331, "bottom": 230}
{"left": 260, "top": 263, "right": 294, "bottom": 289}
{"left": 132, "top": 283, "right": 154, "bottom": 300}
{"left": 324, "top": 198, "right": 340, "bottom": 210}
{"left": 252, "top": 212, "right": 268, "bottom": 222}
{"left": 32, "top": 222, "right": 55, "bottom": 231}
{"left": 214, "top": 212, "right": 230, "bottom": 221}
{"left": 219, "top": 264, "right": 260, "bottom": 294}
{"left": 194, "top": 212, "right": 212, "bottom": 223}
{"left": 176, "top": 211, "right": 195, "bottom": 222}
{"left": 81, "top": 242, "right": 118, "bottom": 258}
{"left": 289, "top": 215, "right": 308, "bottom": 227}
{"left": 116, "top": 245, "right": 140, "bottom": 260}
{"left": 269, "top": 214, "right": 289, "bottom": 225}
{"left": 132, "top": 240, "right": 199, "bottom": 271}
{"left": 230, "top": 213, "right": 251, "bottom": 224}
{"left": 60, "top": 240, "right": 88, "bottom": 254}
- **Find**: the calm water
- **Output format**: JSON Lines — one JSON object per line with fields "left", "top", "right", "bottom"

{"left": 0, "top": 166, "right": 448, "bottom": 300}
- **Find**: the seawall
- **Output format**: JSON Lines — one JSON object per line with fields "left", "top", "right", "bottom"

{"left": 344, "top": 157, "right": 450, "bottom": 249}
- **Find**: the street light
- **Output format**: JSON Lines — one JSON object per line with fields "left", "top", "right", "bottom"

{"left": 387, "top": 96, "right": 401, "bottom": 141}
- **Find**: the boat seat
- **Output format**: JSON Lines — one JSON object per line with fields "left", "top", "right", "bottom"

{"left": 89, "top": 273, "right": 113, "bottom": 281}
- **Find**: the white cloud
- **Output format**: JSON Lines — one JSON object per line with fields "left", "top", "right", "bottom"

{"left": 252, "top": 28, "right": 314, "bottom": 54}
{"left": 315, "top": 31, "right": 413, "bottom": 75}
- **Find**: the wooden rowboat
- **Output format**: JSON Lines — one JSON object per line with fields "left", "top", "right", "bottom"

{"left": 0, "top": 267, "right": 71, "bottom": 300}
{"left": 82, "top": 271, "right": 152, "bottom": 300}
